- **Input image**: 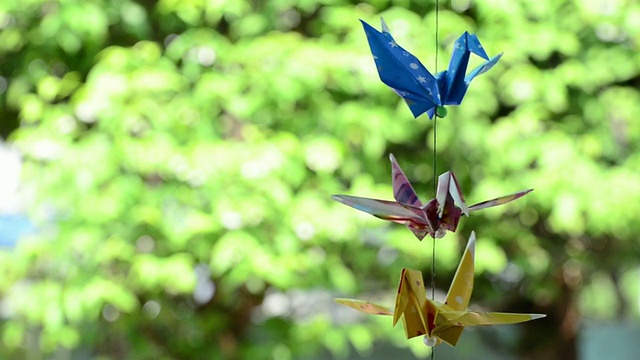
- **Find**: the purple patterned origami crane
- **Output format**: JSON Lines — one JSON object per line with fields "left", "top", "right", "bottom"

{"left": 360, "top": 18, "right": 502, "bottom": 119}
{"left": 332, "top": 154, "right": 531, "bottom": 240}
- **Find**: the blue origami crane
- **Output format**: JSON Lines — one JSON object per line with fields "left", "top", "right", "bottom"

{"left": 361, "top": 18, "right": 503, "bottom": 119}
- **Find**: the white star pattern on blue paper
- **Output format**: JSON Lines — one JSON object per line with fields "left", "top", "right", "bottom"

{"left": 360, "top": 19, "right": 501, "bottom": 119}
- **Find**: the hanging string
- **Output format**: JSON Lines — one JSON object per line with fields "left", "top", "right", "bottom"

{"left": 430, "top": 0, "right": 440, "bottom": 303}
{"left": 431, "top": 1, "right": 439, "bottom": 359}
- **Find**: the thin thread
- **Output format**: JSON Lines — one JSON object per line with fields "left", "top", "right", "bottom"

{"left": 431, "top": 1, "right": 439, "bottom": 359}
{"left": 430, "top": 0, "right": 439, "bottom": 303}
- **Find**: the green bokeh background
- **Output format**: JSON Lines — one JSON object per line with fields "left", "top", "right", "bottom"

{"left": 1, "top": 0, "right": 640, "bottom": 359}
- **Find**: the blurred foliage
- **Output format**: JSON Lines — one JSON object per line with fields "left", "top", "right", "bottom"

{"left": 1, "top": 0, "right": 640, "bottom": 359}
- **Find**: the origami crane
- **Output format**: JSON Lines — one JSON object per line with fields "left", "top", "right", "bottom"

{"left": 360, "top": 18, "right": 502, "bottom": 119}
{"left": 335, "top": 232, "right": 545, "bottom": 347}
{"left": 332, "top": 154, "right": 531, "bottom": 240}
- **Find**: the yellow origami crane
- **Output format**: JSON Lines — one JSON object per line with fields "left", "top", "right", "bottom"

{"left": 335, "top": 232, "right": 545, "bottom": 347}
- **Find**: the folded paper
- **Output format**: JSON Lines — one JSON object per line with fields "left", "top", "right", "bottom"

{"left": 332, "top": 154, "right": 531, "bottom": 239}
{"left": 335, "top": 232, "right": 545, "bottom": 347}
{"left": 361, "top": 18, "right": 502, "bottom": 119}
